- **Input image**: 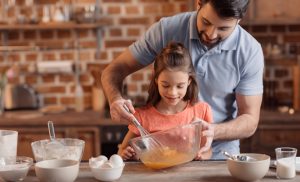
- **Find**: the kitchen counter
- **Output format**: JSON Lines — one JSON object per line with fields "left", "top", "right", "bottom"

{"left": 0, "top": 110, "right": 127, "bottom": 160}
{"left": 241, "top": 109, "right": 300, "bottom": 158}
{"left": 6, "top": 161, "right": 300, "bottom": 182}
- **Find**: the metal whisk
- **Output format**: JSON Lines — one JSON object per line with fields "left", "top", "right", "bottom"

{"left": 123, "top": 105, "right": 164, "bottom": 151}
{"left": 123, "top": 105, "right": 150, "bottom": 136}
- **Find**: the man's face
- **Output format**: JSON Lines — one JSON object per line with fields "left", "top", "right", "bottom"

{"left": 197, "top": 2, "right": 240, "bottom": 48}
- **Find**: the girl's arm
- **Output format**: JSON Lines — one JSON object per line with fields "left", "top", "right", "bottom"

{"left": 117, "top": 131, "right": 138, "bottom": 160}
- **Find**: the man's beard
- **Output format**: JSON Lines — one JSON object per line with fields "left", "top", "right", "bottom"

{"left": 199, "top": 31, "right": 221, "bottom": 49}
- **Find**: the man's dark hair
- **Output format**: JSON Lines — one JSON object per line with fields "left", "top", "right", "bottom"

{"left": 200, "top": 0, "right": 249, "bottom": 19}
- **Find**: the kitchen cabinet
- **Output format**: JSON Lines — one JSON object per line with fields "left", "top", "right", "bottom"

{"left": 245, "top": 0, "right": 300, "bottom": 24}
{"left": 240, "top": 110, "right": 300, "bottom": 158}
{"left": 0, "top": 110, "right": 125, "bottom": 161}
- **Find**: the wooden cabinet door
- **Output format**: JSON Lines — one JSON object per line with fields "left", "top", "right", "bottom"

{"left": 11, "top": 127, "right": 66, "bottom": 158}
{"left": 66, "top": 127, "right": 100, "bottom": 161}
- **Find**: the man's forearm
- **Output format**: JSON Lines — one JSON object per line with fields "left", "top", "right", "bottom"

{"left": 101, "top": 65, "right": 125, "bottom": 105}
{"left": 213, "top": 114, "right": 259, "bottom": 141}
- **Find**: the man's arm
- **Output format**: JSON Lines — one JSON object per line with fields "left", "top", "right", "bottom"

{"left": 213, "top": 94, "right": 262, "bottom": 140}
{"left": 101, "top": 48, "right": 145, "bottom": 123}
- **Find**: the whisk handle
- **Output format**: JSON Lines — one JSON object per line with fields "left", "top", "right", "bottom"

{"left": 123, "top": 105, "right": 142, "bottom": 127}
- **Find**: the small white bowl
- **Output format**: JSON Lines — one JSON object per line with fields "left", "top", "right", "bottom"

{"left": 90, "top": 163, "right": 125, "bottom": 181}
{"left": 227, "top": 153, "right": 270, "bottom": 181}
{"left": 35, "top": 159, "right": 79, "bottom": 182}
{"left": 0, "top": 156, "right": 33, "bottom": 181}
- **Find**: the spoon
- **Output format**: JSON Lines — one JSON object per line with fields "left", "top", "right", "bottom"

{"left": 222, "top": 151, "right": 256, "bottom": 162}
{"left": 45, "top": 121, "right": 65, "bottom": 159}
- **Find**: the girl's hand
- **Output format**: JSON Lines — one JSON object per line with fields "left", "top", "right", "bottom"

{"left": 120, "top": 146, "right": 136, "bottom": 161}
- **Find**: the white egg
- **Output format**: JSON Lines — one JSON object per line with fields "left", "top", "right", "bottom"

{"left": 100, "top": 161, "right": 113, "bottom": 169}
{"left": 96, "top": 155, "right": 108, "bottom": 162}
{"left": 109, "top": 154, "right": 123, "bottom": 167}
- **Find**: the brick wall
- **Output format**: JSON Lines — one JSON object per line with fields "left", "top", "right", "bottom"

{"left": 243, "top": 24, "right": 300, "bottom": 108}
{"left": 0, "top": 0, "right": 192, "bottom": 110}
{"left": 1, "top": 1, "right": 300, "bottom": 111}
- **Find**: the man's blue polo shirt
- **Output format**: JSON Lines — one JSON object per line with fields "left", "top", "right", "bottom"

{"left": 129, "top": 11, "right": 264, "bottom": 159}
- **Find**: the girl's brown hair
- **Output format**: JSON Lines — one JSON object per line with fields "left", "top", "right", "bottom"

{"left": 146, "top": 42, "right": 199, "bottom": 106}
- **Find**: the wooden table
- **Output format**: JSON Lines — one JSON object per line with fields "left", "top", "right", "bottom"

{"left": 5, "top": 161, "right": 300, "bottom": 182}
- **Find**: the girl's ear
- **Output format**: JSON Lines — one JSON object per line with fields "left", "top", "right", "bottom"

{"left": 188, "top": 78, "right": 192, "bottom": 85}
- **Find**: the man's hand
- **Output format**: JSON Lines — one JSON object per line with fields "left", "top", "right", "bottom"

{"left": 110, "top": 99, "right": 136, "bottom": 124}
{"left": 192, "top": 118, "right": 214, "bottom": 154}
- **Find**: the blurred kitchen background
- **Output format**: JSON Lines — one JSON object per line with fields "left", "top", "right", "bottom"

{"left": 0, "top": 0, "right": 300, "bottom": 160}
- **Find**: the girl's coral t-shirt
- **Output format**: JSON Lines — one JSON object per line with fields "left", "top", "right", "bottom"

{"left": 128, "top": 102, "right": 213, "bottom": 135}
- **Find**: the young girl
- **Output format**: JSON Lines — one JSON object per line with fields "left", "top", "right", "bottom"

{"left": 118, "top": 42, "right": 213, "bottom": 160}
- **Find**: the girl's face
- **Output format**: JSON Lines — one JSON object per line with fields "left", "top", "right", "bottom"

{"left": 156, "top": 69, "right": 191, "bottom": 106}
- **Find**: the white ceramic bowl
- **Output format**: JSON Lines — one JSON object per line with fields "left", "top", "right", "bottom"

{"left": 35, "top": 159, "right": 79, "bottom": 182}
{"left": 31, "top": 138, "right": 85, "bottom": 162}
{"left": 0, "top": 156, "right": 33, "bottom": 181}
{"left": 227, "top": 153, "right": 270, "bottom": 181}
{"left": 90, "top": 163, "right": 125, "bottom": 181}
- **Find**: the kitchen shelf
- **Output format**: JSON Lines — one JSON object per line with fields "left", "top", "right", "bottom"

{"left": 0, "top": 19, "right": 112, "bottom": 30}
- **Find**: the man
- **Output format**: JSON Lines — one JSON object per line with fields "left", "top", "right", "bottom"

{"left": 101, "top": 0, "right": 264, "bottom": 159}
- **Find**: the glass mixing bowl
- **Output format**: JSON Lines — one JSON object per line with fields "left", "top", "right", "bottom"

{"left": 129, "top": 121, "right": 202, "bottom": 169}
{"left": 31, "top": 138, "right": 85, "bottom": 162}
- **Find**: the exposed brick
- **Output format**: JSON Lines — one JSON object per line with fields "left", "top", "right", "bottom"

{"left": 37, "top": 86, "right": 66, "bottom": 94}
{"left": 8, "top": 54, "right": 21, "bottom": 63}
{"left": 42, "top": 53, "right": 56, "bottom": 60}
{"left": 103, "top": 0, "right": 130, "bottom": 3}
{"left": 79, "top": 51, "right": 92, "bottom": 61}
{"left": 105, "top": 40, "right": 135, "bottom": 48}
{"left": 125, "top": 6, "right": 139, "bottom": 14}
{"left": 44, "top": 96, "right": 58, "bottom": 105}
{"left": 25, "top": 53, "right": 38, "bottom": 62}
{"left": 42, "top": 75, "right": 55, "bottom": 83}
{"left": 59, "top": 75, "right": 74, "bottom": 82}
{"left": 79, "top": 41, "right": 97, "bottom": 48}
{"left": 119, "top": 17, "right": 149, "bottom": 25}
{"left": 110, "top": 28, "right": 122, "bottom": 36}
{"left": 60, "top": 97, "right": 74, "bottom": 105}
{"left": 127, "top": 28, "right": 140, "bottom": 36}
{"left": 107, "top": 6, "right": 121, "bottom": 14}
{"left": 127, "top": 83, "right": 138, "bottom": 92}
{"left": 131, "top": 73, "right": 144, "bottom": 81}
{"left": 143, "top": 5, "right": 160, "bottom": 14}
{"left": 60, "top": 52, "right": 74, "bottom": 60}
{"left": 161, "top": 4, "right": 176, "bottom": 14}
{"left": 142, "top": 83, "right": 149, "bottom": 92}
{"left": 25, "top": 75, "right": 38, "bottom": 84}
{"left": 179, "top": 4, "right": 189, "bottom": 12}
